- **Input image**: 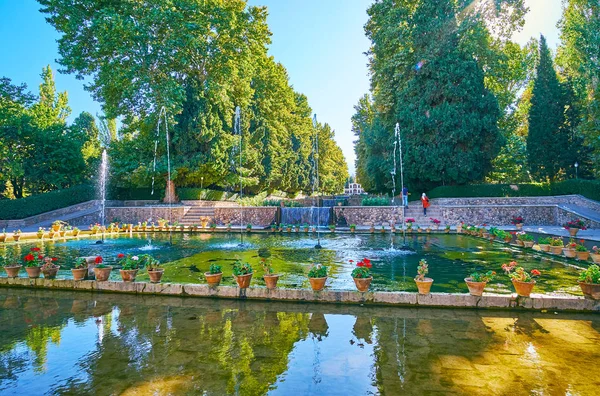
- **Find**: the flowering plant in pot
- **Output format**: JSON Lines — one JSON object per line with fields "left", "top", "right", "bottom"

{"left": 563, "top": 239, "right": 578, "bottom": 259}
{"left": 578, "top": 264, "right": 600, "bottom": 299}
{"left": 51, "top": 220, "right": 64, "bottom": 232}
{"left": 380, "top": 225, "right": 386, "bottom": 234}
{"left": 516, "top": 232, "right": 534, "bottom": 248}
{"left": 37, "top": 227, "right": 45, "bottom": 240}
{"left": 592, "top": 246, "right": 600, "bottom": 264}
{"left": 465, "top": 270, "right": 495, "bottom": 296}
{"left": 262, "top": 258, "right": 280, "bottom": 289}
{"left": 456, "top": 222, "right": 463, "bottom": 233}
{"left": 487, "top": 227, "right": 498, "bottom": 240}
{"left": 71, "top": 257, "right": 88, "bottom": 281}
{"left": 92, "top": 256, "right": 112, "bottom": 281}
{"left": 12, "top": 230, "right": 22, "bottom": 242}
{"left": 307, "top": 263, "right": 328, "bottom": 291}
{"left": 209, "top": 223, "right": 217, "bottom": 232}
{"left": 444, "top": 224, "right": 451, "bottom": 234}
{"left": 563, "top": 219, "right": 587, "bottom": 237}
{"left": 117, "top": 254, "right": 140, "bottom": 282}
{"left": 0, "top": 228, "right": 6, "bottom": 243}
{"left": 233, "top": 259, "right": 253, "bottom": 288}
{"left": 405, "top": 218, "right": 415, "bottom": 233}
{"left": 205, "top": 263, "right": 223, "bottom": 286}
{"left": 494, "top": 229, "right": 510, "bottom": 243}
{"left": 158, "top": 218, "right": 168, "bottom": 230}
{"left": 430, "top": 218, "right": 441, "bottom": 230}
{"left": 574, "top": 241, "right": 590, "bottom": 261}
{"left": 90, "top": 223, "right": 101, "bottom": 234}
{"left": 303, "top": 223, "right": 310, "bottom": 233}
{"left": 537, "top": 237, "right": 552, "bottom": 252}
{"left": 1, "top": 252, "right": 21, "bottom": 278}
{"left": 41, "top": 258, "right": 60, "bottom": 279}
{"left": 414, "top": 259, "right": 433, "bottom": 295}
{"left": 502, "top": 261, "right": 540, "bottom": 297}
{"left": 286, "top": 224, "right": 292, "bottom": 233}
{"left": 23, "top": 248, "right": 46, "bottom": 278}
{"left": 349, "top": 224, "right": 356, "bottom": 233}
{"left": 328, "top": 224, "right": 336, "bottom": 233}
{"left": 511, "top": 216, "right": 524, "bottom": 230}
{"left": 72, "top": 227, "right": 81, "bottom": 237}
{"left": 142, "top": 255, "right": 163, "bottom": 283}
{"left": 549, "top": 237, "right": 564, "bottom": 254}
{"left": 246, "top": 223, "right": 253, "bottom": 232}
{"left": 350, "top": 258, "right": 373, "bottom": 292}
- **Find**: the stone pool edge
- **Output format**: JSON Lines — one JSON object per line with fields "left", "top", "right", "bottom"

{"left": 0, "top": 277, "right": 598, "bottom": 312}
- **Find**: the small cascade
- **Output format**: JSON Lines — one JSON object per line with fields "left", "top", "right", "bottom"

{"left": 281, "top": 207, "right": 331, "bottom": 227}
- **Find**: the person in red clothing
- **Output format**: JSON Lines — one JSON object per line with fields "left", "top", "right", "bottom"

{"left": 421, "top": 193, "right": 430, "bottom": 215}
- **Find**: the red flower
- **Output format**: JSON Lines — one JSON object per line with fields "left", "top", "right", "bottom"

{"left": 95, "top": 256, "right": 103, "bottom": 264}
{"left": 24, "top": 254, "right": 35, "bottom": 262}
{"left": 51, "top": 257, "right": 57, "bottom": 262}
{"left": 349, "top": 259, "right": 354, "bottom": 263}
{"left": 117, "top": 253, "right": 125, "bottom": 258}
{"left": 31, "top": 247, "right": 41, "bottom": 252}
{"left": 366, "top": 262, "right": 372, "bottom": 268}
{"left": 357, "top": 261, "right": 365, "bottom": 267}
{"left": 531, "top": 269, "right": 541, "bottom": 276}
{"left": 38, "top": 255, "right": 43, "bottom": 260}
{"left": 363, "top": 258, "right": 371, "bottom": 265}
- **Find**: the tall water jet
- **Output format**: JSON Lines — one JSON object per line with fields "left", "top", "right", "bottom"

{"left": 98, "top": 149, "right": 108, "bottom": 243}
{"left": 234, "top": 106, "right": 244, "bottom": 247}
{"left": 151, "top": 106, "right": 174, "bottom": 245}
{"left": 394, "top": 123, "right": 411, "bottom": 251}
{"left": 312, "top": 114, "right": 322, "bottom": 249}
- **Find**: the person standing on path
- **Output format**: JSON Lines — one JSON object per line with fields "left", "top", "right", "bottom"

{"left": 402, "top": 186, "right": 409, "bottom": 208}
{"left": 421, "top": 193, "right": 430, "bottom": 215}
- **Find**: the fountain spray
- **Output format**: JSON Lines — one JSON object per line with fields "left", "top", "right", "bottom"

{"left": 395, "top": 123, "right": 411, "bottom": 251}
{"left": 234, "top": 106, "right": 244, "bottom": 247}
{"left": 96, "top": 117, "right": 114, "bottom": 244}
{"left": 152, "top": 106, "right": 173, "bottom": 246}
{"left": 312, "top": 114, "right": 322, "bottom": 250}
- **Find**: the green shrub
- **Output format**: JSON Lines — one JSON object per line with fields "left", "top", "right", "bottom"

{"left": 361, "top": 196, "right": 391, "bottom": 206}
{"left": 0, "top": 185, "right": 94, "bottom": 220}
{"left": 262, "top": 199, "right": 303, "bottom": 207}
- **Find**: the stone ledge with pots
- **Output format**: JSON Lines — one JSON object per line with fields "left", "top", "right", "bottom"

{"left": 1, "top": 277, "right": 598, "bottom": 313}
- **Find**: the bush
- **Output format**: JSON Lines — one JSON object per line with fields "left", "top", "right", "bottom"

{"left": 427, "top": 180, "right": 600, "bottom": 201}
{"left": 0, "top": 185, "right": 94, "bottom": 220}
{"left": 362, "top": 196, "right": 391, "bottom": 206}
{"left": 263, "top": 199, "right": 303, "bottom": 207}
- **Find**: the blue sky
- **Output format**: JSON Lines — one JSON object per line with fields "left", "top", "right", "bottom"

{"left": 0, "top": 0, "right": 563, "bottom": 174}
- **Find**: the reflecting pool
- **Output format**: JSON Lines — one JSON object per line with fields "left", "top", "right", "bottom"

{"left": 0, "top": 233, "right": 589, "bottom": 295}
{"left": 0, "top": 289, "right": 599, "bottom": 395}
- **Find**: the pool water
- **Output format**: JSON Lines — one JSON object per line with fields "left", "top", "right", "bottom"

{"left": 0, "top": 289, "right": 598, "bottom": 395}
{"left": 0, "top": 233, "right": 589, "bottom": 295}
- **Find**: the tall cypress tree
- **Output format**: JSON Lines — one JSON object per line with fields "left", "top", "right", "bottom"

{"left": 527, "top": 36, "right": 565, "bottom": 181}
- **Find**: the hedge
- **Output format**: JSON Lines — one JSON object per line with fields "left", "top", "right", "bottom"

{"left": 0, "top": 185, "right": 95, "bottom": 220}
{"left": 427, "top": 180, "right": 600, "bottom": 202}
{"left": 362, "top": 196, "right": 392, "bottom": 206}
{"left": 109, "top": 187, "right": 235, "bottom": 201}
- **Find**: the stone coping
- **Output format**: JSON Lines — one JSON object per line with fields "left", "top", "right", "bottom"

{"left": 1, "top": 277, "right": 598, "bottom": 313}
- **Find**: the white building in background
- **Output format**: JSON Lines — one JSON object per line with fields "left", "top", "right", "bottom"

{"left": 345, "top": 183, "right": 365, "bottom": 195}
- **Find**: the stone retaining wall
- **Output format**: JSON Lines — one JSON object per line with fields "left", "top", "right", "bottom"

{"left": 0, "top": 277, "right": 598, "bottom": 312}
{"left": 0, "top": 200, "right": 101, "bottom": 229}
{"left": 434, "top": 195, "right": 600, "bottom": 212}
{"left": 213, "top": 207, "right": 277, "bottom": 227}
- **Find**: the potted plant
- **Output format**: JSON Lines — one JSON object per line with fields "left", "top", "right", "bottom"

{"left": 270, "top": 224, "right": 278, "bottom": 233}
{"left": 1, "top": 253, "right": 21, "bottom": 278}
{"left": 286, "top": 224, "right": 292, "bottom": 233}
{"left": 71, "top": 258, "right": 88, "bottom": 281}
{"left": 350, "top": 258, "right": 373, "bottom": 292}
{"left": 516, "top": 232, "right": 534, "bottom": 248}
{"left": 563, "top": 219, "right": 587, "bottom": 237}
{"left": 23, "top": 248, "right": 44, "bottom": 278}
{"left": 51, "top": 220, "right": 63, "bottom": 232}
{"left": 578, "top": 264, "right": 600, "bottom": 299}
{"left": 369, "top": 223, "right": 375, "bottom": 233}
{"left": 93, "top": 257, "right": 112, "bottom": 281}
{"left": 549, "top": 237, "right": 564, "bottom": 255}
{"left": 12, "top": 230, "right": 22, "bottom": 242}
{"left": 511, "top": 216, "right": 524, "bottom": 230}
{"left": 444, "top": 225, "right": 451, "bottom": 234}
{"left": 0, "top": 228, "right": 6, "bottom": 243}
{"left": 294, "top": 224, "right": 300, "bottom": 233}
{"left": 200, "top": 216, "right": 209, "bottom": 229}
{"left": 262, "top": 258, "right": 280, "bottom": 289}
{"left": 141, "top": 221, "right": 148, "bottom": 231}
{"left": 233, "top": 259, "right": 253, "bottom": 288}
{"left": 59, "top": 226, "right": 67, "bottom": 237}
{"left": 380, "top": 225, "right": 386, "bottom": 234}
{"left": 349, "top": 224, "right": 356, "bottom": 233}
{"left": 143, "top": 255, "right": 164, "bottom": 283}
{"left": 592, "top": 246, "right": 600, "bottom": 264}
{"left": 90, "top": 223, "right": 101, "bottom": 235}
{"left": 416, "top": 224, "right": 423, "bottom": 233}
{"left": 497, "top": 230, "right": 511, "bottom": 243}
{"left": 328, "top": 224, "right": 336, "bottom": 233}
{"left": 465, "top": 270, "right": 496, "bottom": 296}
{"left": 307, "top": 263, "right": 327, "bottom": 291}
{"left": 303, "top": 223, "right": 310, "bottom": 233}
{"left": 246, "top": 223, "right": 253, "bottom": 232}
{"left": 456, "top": 222, "right": 463, "bottom": 234}
{"left": 537, "top": 237, "right": 552, "bottom": 252}
{"left": 210, "top": 223, "right": 217, "bottom": 232}
{"left": 406, "top": 218, "right": 415, "bottom": 233}
{"left": 157, "top": 218, "right": 167, "bottom": 230}
{"left": 430, "top": 218, "right": 441, "bottom": 230}
{"left": 575, "top": 241, "right": 590, "bottom": 261}
{"left": 117, "top": 254, "right": 140, "bottom": 282}
{"left": 502, "top": 261, "right": 540, "bottom": 297}
{"left": 41, "top": 258, "right": 60, "bottom": 279}
{"left": 414, "top": 259, "right": 433, "bottom": 294}
{"left": 226, "top": 222, "right": 232, "bottom": 232}
{"left": 205, "top": 263, "right": 223, "bottom": 286}
{"left": 391, "top": 223, "right": 396, "bottom": 233}
{"left": 563, "top": 239, "right": 577, "bottom": 259}
{"left": 72, "top": 227, "right": 81, "bottom": 237}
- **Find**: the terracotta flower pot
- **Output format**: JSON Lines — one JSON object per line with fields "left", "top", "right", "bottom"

{"left": 576, "top": 251, "right": 590, "bottom": 261}
{"left": 504, "top": 236, "right": 512, "bottom": 243}
{"left": 550, "top": 245, "right": 564, "bottom": 255}
{"left": 538, "top": 244, "right": 550, "bottom": 252}
{"left": 516, "top": 240, "right": 524, "bottom": 247}
{"left": 415, "top": 277, "right": 433, "bottom": 295}
{"left": 71, "top": 268, "right": 87, "bottom": 281}
{"left": 120, "top": 269, "right": 138, "bottom": 282}
{"left": 482, "top": 232, "right": 489, "bottom": 239}
{"left": 93, "top": 266, "right": 113, "bottom": 282}
{"left": 3, "top": 265, "right": 21, "bottom": 278}
{"left": 563, "top": 249, "right": 577, "bottom": 259}
{"left": 515, "top": 223, "right": 523, "bottom": 230}
{"left": 578, "top": 282, "right": 600, "bottom": 300}
{"left": 512, "top": 279, "right": 535, "bottom": 297}
{"left": 456, "top": 226, "right": 462, "bottom": 234}
{"left": 523, "top": 241, "right": 534, "bottom": 248}
{"left": 591, "top": 254, "right": 600, "bottom": 264}
{"left": 52, "top": 225, "right": 61, "bottom": 232}
{"left": 465, "top": 278, "right": 487, "bottom": 296}
{"left": 569, "top": 228, "right": 579, "bottom": 237}
{"left": 0, "top": 235, "right": 6, "bottom": 243}
{"left": 13, "top": 235, "right": 21, "bottom": 242}
{"left": 59, "top": 231, "right": 66, "bottom": 237}
{"left": 263, "top": 274, "right": 280, "bottom": 289}
{"left": 25, "top": 266, "right": 41, "bottom": 279}
{"left": 350, "top": 228, "right": 356, "bottom": 233}
{"left": 42, "top": 266, "right": 60, "bottom": 280}
{"left": 353, "top": 276, "right": 373, "bottom": 292}
{"left": 205, "top": 272, "right": 223, "bottom": 286}
{"left": 73, "top": 230, "right": 80, "bottom": 237}
{"left": 148, "top": 269, "right": 164, "bottom": 283}
{"left": 309, "top": 277, "right": 327, "bottom": 291}
{"left": 234, "top": 273, "right": 253, "bottom": 288}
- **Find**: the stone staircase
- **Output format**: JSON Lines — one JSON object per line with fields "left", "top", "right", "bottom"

{"left": 179, "top": 206, "right": 215, "bottom": 226}
{"left": 398, "top": 203, "right": 443, "bottom": 227}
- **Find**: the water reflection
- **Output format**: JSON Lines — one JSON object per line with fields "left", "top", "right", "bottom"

{"left": 0, "top": 289, "right": 599, "bottom": 395}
